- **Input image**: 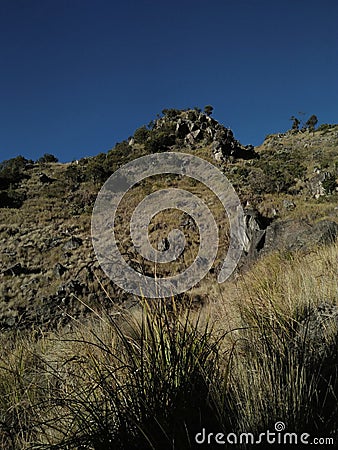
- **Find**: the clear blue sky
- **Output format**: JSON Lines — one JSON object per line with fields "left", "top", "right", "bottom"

{"left": 1, "top": 0, "right": 337, "bottom": 162}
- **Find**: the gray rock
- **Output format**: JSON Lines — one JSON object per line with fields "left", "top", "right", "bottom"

{"left": 53, "top": 263, "right": 67, "bottom": 278}
{"left": 158, "top": 237, "right": 170, "bottom": 252}
{"left": 263, "top": 219, "right": 338, "bottom": 254}
{"left": 62, "top": 236, "right": 83, "bottom": 251}
{"left": 283, "top": 199, "right": 296, "bottom": 210}
{"left": 307, "top": 172, "right": 331, "bottom": 198}
{"left": 242, "top": 209, "right": 269, "bottom": 257}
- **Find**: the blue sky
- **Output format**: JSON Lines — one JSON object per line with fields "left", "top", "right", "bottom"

{"left": 0, "top": 0, "right": 337, "bottom": 162}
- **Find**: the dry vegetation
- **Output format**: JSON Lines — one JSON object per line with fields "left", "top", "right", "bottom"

{"left": 0, "top": 240, "right": 337, "bottom": 449}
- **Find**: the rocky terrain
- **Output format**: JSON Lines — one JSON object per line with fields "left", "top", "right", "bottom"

{"left": 1, "top": 109, "right": 338, "bottom": 331}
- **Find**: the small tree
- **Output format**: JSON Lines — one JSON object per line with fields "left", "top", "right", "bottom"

{"left": 290, "top": 116, "right": 300, "bottom": 131}
{"left": 305, "top": 114, "right": 318, "bottom": 132}
{"left": 204, "top": 105, "right": 214, "bottom": 116}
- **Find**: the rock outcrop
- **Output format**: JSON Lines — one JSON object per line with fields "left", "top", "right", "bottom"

{"left": 152, "top": 109, "right": 258, "bottom": 162}
{"left": 241, "top": 214, "right": 338, "bottom": 263}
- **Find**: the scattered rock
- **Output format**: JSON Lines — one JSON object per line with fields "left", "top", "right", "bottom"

{"left": 53, "top": 263, "right": 67, "bottom": 278}
{"left": 158, "top": 237, "right": 170, "bottom": 252}
{"left": 307, "top": 171, "right": 331, "bottom": 198}
{"left": 62, "top": 236, "right": 83, "bottom": 251}
{"left": 43, "top": 237, "right": 63, "bottom": 251}
{"left": 283, "top": 199, "right": 296, "bottom": 210}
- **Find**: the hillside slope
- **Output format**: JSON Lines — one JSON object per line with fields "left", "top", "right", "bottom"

{"left": 1, "top": 110, "right": 338, "bottom": 331}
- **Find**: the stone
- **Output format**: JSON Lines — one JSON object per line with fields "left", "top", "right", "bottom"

{"left": 158, "top": 237, "right": 170, "bottom": 252}
{"left": 213, "top": 151, "right": 223, "bottom": 162}
{"left": 307, "top": 172, "right": 330, "bottom": 198}
{"left": 283, "top": 199, "right": 296, "bottom": 210}
{"left": 53, "top": 263, "right": 67, "bottom": 278}
{"left": 62, "top": 236, "right": 83, "bottom": 251}
{"left": 263, "top": 219, "right": 338, "bottom": 254}
{"left": 241, "top": 209, "right": 270, "bottom": 257}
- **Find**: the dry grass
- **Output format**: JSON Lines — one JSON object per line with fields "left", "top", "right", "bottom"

{"left": 0, "top": 241, "right": 337, "bottom": 448}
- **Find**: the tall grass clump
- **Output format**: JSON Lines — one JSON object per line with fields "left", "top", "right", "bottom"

{"left": 226, "top": 246, "right": 338, "bottom": 442}
{"left": 16, "top": 300, "right": 233, "bottom": 449}
{"left": 0, "top": 331, "right": 52, "bottom": 449}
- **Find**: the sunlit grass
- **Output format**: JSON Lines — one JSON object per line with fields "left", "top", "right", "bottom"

{"left": 0, "top": 243, "right": 337, "bottom": 449}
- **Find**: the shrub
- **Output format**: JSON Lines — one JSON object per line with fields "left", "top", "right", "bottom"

{"left": 9, "top": 301, "right": 228, "bottom": 448}
{"left": 322, "top": 173, "right": 337, "bottom": 194}
{"left": 317, "top": 123, "right": 334, "bottom": 134}
{"left": 144, "top": 131, "right": 176, "bottom": 153}
{"left": 0, "top": 156, "right": 31, "bottom": 189}
{"left": 251, "top": 152, "right": 306, "bottom": 194}
{"left": 0, "top": 188, "right": 26, "bottom": 208}
{"left": 204, "top": 105, "right": 214, "bottom": 116}
{"left": 133, "top": 126, "right": 150, "bottom": 144}
{"left": 64, "top": 164, "right": 84, "bottom": 184}
{"left": 37, "top": 153, "right": 58, "bottom": 164}
{"left": 162, "top": 108, "right": 181, "bottom": 119}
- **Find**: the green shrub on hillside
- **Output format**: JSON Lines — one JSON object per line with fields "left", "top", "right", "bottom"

{"left": 133, "top": 126, "right": 151, "bottom": 144}
{"left": 144, "top": 131, "right": 176, "bottom": 153}
{"left": 0, "top": 156, "right": 31, "bottom": 189}
{"left": 37, "top": 153, "right": 58, "bottom": 164}
{"left": 64, "top": 164, "right": 84, "bottom": 184}
{"left": 251, "top": 152, "right": 306, "bottom": 194}
{"left": 322, "top": 173, "right": 337, "bottom": 194}
{"left": 0, "top": 188, "right": 25, "bottom": 208}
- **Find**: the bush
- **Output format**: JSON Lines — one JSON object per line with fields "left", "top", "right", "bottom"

{"left": 114, "top": 140, "right": 131, "bottom": 153}
{"left": 133, "top": 126, "right": 150, "bottom": 144}
{"left": 64, "top": 164, "right": 84, "bottom": 184}
{"left": 37, "top": 153, "right": 58, "bottom": 163}
{"left": 322, "top": 173, "right": 337, "bottom": 194}
{"left": 317, "top": 123, "right": 334, "bottom": 134}
{"left": 0, "top": 189, "right": 26, "bottom": 208}
{"left": 144, "top": 131, "right": 176, "bottom": 153}
{"left": 0, "top": 156, "right": 31, "bottom": 189}
{"left": 162, "top": 108, "right": 181, "bottom": 119}
{"left": 4, "top": 301, "right": 227, "bottom": 448}
{"left": 204, "top": 105, "right": 213, "bottom": 116}
{"left": 251, "top": 152, "right": 306, "bottom": 194}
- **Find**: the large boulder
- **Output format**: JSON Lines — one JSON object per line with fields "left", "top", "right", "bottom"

{"left": 239, "top": 215, "right": 338, "bottom": 269}
{"left": 262, "top": 219, "right": 338, "bottom": 254}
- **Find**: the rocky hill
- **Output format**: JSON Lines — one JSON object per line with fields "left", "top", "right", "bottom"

{"left": 1, "top": 109, "right": 338, "bottom": 331}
